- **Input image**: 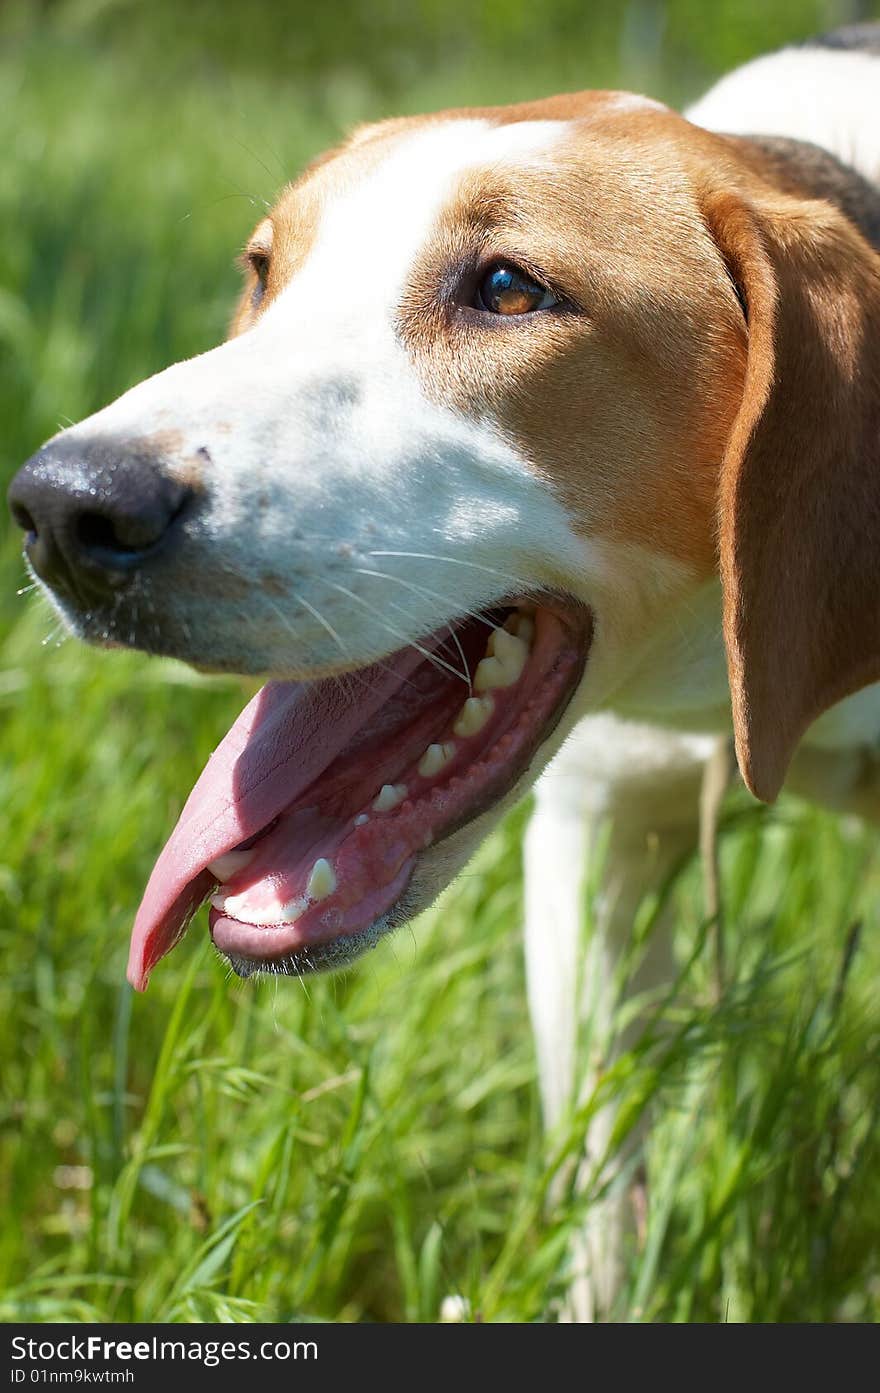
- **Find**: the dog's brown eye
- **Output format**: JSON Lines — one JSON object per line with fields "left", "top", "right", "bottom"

{"left": 475, "top": 263, "right": 557, "bottom": 315}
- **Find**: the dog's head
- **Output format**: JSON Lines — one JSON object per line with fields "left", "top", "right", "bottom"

{"left": 9, "top": 93, "right": 880, "bottom": 987}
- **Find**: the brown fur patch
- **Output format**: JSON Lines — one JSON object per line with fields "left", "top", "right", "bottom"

{"left": 706, "top": 186, "right": 880, "bottom": 800}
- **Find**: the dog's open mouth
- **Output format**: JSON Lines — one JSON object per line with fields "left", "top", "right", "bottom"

{"left": 127, "top": 597, "right": 591, "bottom": 989}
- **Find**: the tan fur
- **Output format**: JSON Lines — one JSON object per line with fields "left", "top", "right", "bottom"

{"left": 704, "top": 185, "right": 880, "bottom": 800}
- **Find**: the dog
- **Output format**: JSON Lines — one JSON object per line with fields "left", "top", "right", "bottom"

{"left": 8, "top": 22, "right": 880, "bottom": 1320}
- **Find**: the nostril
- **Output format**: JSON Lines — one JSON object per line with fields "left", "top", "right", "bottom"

{"left": 76, "top": 509, "right": 162, "bottom": 559}
{"left": 71, "top": 485, "right": 194, "bottom": 570}
{"left": 9, "top": 498, "right": 38, "bottom": 542}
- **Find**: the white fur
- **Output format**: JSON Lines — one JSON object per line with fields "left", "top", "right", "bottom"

{"left": 605, "top": 92, "right": 667, "bottom": 115}
{"left": 686, "top": 45, "right": 880, "bottom": 185}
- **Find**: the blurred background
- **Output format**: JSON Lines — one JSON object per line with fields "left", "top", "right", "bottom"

{"left": 2, "top": 0, "right": 880, "bottom": 1323}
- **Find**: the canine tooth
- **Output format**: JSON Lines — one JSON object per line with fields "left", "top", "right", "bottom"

{"left": 306, "top": 857, "right": 336, "bottom": 901}
{"left": 207, "top": 849, "right": 255, "bottom": 881}
{"left": 453, "top": 695, "right": 494, "bottom": 737}
{"left": 417, "top": 742, "right": 456, "bottom": 778}
{"left": 373, "top": 783, "right": 407, "bottom": 812}
{"left": 354, "top": 813, "right": 369, "bottom": 827}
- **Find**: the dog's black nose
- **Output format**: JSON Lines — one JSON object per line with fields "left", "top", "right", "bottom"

{"left": 8, "top": 435, "right": 194, "bottom": 602}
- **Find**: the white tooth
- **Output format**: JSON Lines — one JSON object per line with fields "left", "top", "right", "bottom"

{"left": 373, "top": 783, "right": 407, "bottom": 812}
{"left": 278, "top": 898, "right": 308, "bottom": 923}
{"left": 474, "top": 653, "right": 523, "bottom": 691}
{"left": 487, "top": 627, "right": 528, "bottom": 667}
{"left": 354, "top": 813, "right": 369, "bottom": 827}
{"left": 417, "top": 745, "right": 443, "bottom": 778}
{"left": 207, "top": 849, "right": 255, "bottom": 881}
{"left": 474, "top": 627, "right": 528, "bottom": 690}
{"left": 209, "top": 892, "right": 306, "bottom": 925}
{"left": 306, "top": 858, "right": 336, "bottom": 901}
{"left": 417, "top": 742, "right": 456, "bottom": 778}
{"left": 473, "top": 656, "right": 504, "bottom": 690}
{"left": 453, "top": 695, "right": 494, "bottom": 737}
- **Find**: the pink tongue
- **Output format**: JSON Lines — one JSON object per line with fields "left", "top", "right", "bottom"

{"left": 127, "top": 648, "right": 427, "bottom": 991}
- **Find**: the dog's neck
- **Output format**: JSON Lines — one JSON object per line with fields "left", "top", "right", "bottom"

{"left": 603, "top": 576, "right": 732, "bottom": 736}
{"left": 607, "top": 569, "right": 880, "bottom": 755}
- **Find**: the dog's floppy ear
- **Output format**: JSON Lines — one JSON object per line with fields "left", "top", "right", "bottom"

{"left": 703, "top": 187, "right": 880, "bottom": 802}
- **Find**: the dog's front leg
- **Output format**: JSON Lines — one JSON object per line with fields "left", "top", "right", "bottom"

{"left": 524, "top": 716, "right": 712, "bottom": 1320}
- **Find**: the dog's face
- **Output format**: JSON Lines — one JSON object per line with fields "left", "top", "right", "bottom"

{"left": 27, "top": 98, "right": 742, "bottom": 673}
{"left": 10, "top": 92, "right": 880, "bottom": 987}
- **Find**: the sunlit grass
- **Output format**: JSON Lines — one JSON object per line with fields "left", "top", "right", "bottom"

{"left": 2, "top": 29, "right": 880, "bottom": 1324}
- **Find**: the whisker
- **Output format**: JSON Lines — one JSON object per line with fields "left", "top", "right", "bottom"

{"left": 292, "top": 594, "right": 395, "bottom": 706}
{"left": 353, "top": 564, "right": 506, "bottom": 691}
{"left": 287, "top": 592, "right": 349, "bottom": 660}
{"left": 379, "top": 596, "right": 475, "bottom": 696}
{"left": 445, "top": 623, "right": 472, "bottom": 698}
{"left": 367, "top": 549, "right": 533, "bottom": 593}
{"left": 41, "top": 619, "right": 67, "bottom": 648}
{"left": 323, "top": 580, "right": 471, "bottom": 687}
{"left": 177, "top": 192, "right": 268, "bottom": 223}
{"left": 218, "top": 170, "right": 272, "bottom": 212}
{"left": 267, "top": 594, "right": 410, "bottom": 704}
{"left": 352, "top": 567, "right": 498, "bottom": 631}
{"left": 232, "top": 136, "right": 286, "bottom": 185}
{"left": 267, "top": 596, "right": 368, "bottom": 705}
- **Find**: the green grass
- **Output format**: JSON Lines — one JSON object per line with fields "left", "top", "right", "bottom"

{"left": 2, "top": 18, "right": 880, "bottom": 1324}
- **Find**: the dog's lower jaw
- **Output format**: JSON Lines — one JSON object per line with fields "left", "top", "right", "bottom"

{"left": 214, "top": 839, "right": 458, "bottom": 980}
{"left": 209, "top": 680, "right": 585, "bottom": 982}
{"left": 220, "top": 915, "right": 391, "bottom": 979}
